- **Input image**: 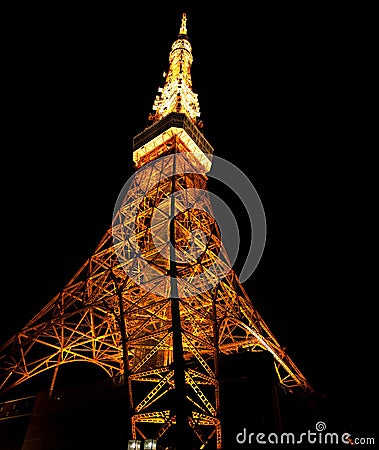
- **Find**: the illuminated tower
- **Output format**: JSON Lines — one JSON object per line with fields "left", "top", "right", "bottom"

{"left": 0, "top": 13, "right": 313, "bottom": 449}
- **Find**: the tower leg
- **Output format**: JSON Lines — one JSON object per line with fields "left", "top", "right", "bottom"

{"left": 111, "top": 269, "right": 133, "bottom": 441}
{"left": 272, "top": 383, "right": 283, "bottom": 433}
{"left": 48, "top": 356, "right": 60, "bottom": 400}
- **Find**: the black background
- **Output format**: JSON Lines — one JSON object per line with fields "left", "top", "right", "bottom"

{"left": 1, "top": 0, "right": 376, "bottom": 440}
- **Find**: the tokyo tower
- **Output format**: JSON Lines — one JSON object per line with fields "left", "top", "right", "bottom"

{"left": 0, "top": 13, "right": 314, "bottom": 450}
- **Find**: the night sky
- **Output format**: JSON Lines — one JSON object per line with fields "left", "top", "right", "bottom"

{"left": 2, "top": 0, "right": 376, "bottom": 439}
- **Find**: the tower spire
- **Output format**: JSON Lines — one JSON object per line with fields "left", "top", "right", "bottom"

{"left": 149, "top": 13, "right": 201, "bottom": 126}
{"left": 179, "top": 12, "right": 187, "bottom": 36}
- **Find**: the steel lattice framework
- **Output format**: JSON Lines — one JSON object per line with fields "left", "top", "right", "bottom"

{"left": 0, "top": 13, "right": 313, "bottom": 449}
